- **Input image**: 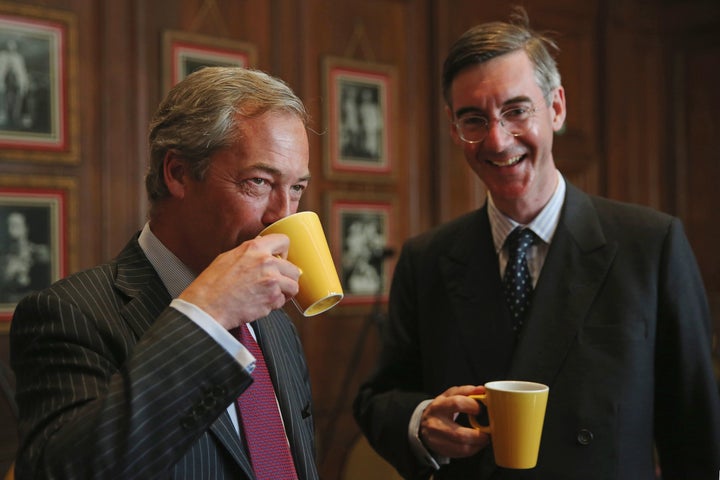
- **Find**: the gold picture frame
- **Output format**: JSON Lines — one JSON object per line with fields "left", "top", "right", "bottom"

{"left": 0, "top": 174, "right": 78, "bottom": 329}
{"left": 162, "top": 30, "right": 257, "bottom": 94}
{"left": 325, "top": 191, "right": 397, "bottom": 307}
{"left": 0, "top": 2, "right": 79, "bottom": 163}
{"left": 322, "top": 57, "right": 397, "bottom": 181}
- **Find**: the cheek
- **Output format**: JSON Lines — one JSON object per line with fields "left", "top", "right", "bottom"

{"left": 462, "top": 149, "right": 489, "bottom": 178}
{"left": 517, "top": 125, "right": 548, "bottom": 154}
{"left": 226, "top": 201, "right": 267, "bottom": 234}
{"left": 462, "top": 143, "right": 483, "bottom": 165}
{"left": 220, "top": 201, "right": 254, "bottom": 225}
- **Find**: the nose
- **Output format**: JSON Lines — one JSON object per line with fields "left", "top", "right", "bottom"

{"left": 482, "top": 119, "right": 515, "bottom": 152}
{"left": 261, "top": 191, "right": 294, "bottom": 226}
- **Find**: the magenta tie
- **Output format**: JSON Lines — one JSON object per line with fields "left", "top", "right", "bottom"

{"left": 235, "top": 324, "right": 298, "bottom": 479}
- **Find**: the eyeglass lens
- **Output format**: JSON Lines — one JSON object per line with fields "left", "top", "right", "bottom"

{"left": 456, "top": 106, "right": 535, "bottom": 143}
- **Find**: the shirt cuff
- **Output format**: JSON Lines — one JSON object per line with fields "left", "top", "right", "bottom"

{"left": 408, "top": 399, "right": 449, "bottom": 470}
{"left": 170, "top": 298, "right": 255, "bottom": 373}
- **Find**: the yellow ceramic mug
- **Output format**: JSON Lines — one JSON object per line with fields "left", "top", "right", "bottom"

{"left": 260, "top": 211, "right": 343, "bottom": 316}
{"left": 468, "top": 380, "right": 549, "bottom": 469}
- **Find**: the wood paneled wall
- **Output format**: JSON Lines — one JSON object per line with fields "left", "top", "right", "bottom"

{"left": 1, "top": 0, "right": 718, "bottom": 478}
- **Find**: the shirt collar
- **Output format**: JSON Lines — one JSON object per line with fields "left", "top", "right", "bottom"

{"left": 488, "top": 170, "right": 566, "bottom": 253}
{"left": 138, "top": 222, "right": 196, "bottom": 299}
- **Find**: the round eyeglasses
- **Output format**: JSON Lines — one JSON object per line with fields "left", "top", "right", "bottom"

{"left": 454, "top": 105, "right": 538, "bottom": 144}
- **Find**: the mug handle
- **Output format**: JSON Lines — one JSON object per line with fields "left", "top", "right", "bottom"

{"left": 467, "top": 394, "right": 491, "bottom": 433}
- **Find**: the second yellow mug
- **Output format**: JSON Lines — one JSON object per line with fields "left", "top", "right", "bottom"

{"left": 468, "top": 380, "right": 549, "bottom": 469}
{"left": 260, "top": 211, "right": 343, "bottom": 316}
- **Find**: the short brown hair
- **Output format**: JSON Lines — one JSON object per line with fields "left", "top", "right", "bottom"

{"left": 145, "top": 67, "right": 308, "bottom": 203}
{"left": 441, "top": 7, "right": 561, "bottom": 108}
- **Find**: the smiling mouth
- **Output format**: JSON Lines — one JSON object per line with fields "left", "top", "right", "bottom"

{"left": 488, "top": 154, "right": 524, "bottom": 167}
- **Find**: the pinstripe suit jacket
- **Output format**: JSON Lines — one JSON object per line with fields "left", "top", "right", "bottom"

{"left": 10, "top": 235, "right": 319, "bottom": 480}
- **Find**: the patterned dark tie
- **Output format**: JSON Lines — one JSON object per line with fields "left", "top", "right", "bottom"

{"left": 502, "top": 228, "right": 537, "bottom": 332}
{"left": 234, "top": 324, "right": 298, "bottom": 480}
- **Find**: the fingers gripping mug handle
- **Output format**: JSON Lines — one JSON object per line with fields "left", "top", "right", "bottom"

{"left": 468, "top": 394, "right": 492, "bottom": 433}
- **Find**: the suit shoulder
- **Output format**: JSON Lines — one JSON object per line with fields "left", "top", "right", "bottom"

{"left": 16, "top": 261, "right": 119, "bottom": 312}
{"left": 54, "top": 262, "right": 117, "bottom": 290}
{"left": 15, "top": 236, "right": 147, "bottom": 315}
{"left": 405, "top": 209, "right": 483, "bottom": 251}
{"left": 588, "top": 195, "right": 676, "bottom": 233}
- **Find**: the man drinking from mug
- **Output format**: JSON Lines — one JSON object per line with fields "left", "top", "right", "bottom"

{"left": 11, "top": 67, "right": 320, "bottom": 479}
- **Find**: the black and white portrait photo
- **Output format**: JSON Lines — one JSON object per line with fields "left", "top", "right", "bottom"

{"left": 339, "top": 210, "right": 387, "bottom": 297}
{"left": 177, "top": 48, "right": 249, "bottom": 81}
{"left": 324, "top": 57, "right": 396, "bottom": 179}
{"left": 339, "top": 81, "right": 384, "bottom": 161}
{"left": 0, "top": 204, "right": 53, "bottom": 305}
{"left": 164, "top": 31, "right": 256, "bottom": 91}
{"left": 0, "top": 16, "right": 59, "bottom": 143}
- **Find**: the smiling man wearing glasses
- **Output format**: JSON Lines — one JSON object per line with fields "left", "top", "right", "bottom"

{"left": 354, "top": 7, "right": 720, "bottom": 480}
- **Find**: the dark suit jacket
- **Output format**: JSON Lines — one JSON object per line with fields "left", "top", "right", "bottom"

{"left": 10, "top": 236, "right": 318, "bottom": 480}
{"left": 354, "top": 182, "right": 720, "bottom": 480}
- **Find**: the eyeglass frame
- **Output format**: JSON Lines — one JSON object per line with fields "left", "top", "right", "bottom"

{"left": 452, "top": 91, "right": 554, "bottom": 144}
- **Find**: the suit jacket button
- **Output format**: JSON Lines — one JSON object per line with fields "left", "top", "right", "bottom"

{"left": 576, "top": 429, "right": 594, "bottom": 446}
{"left": 181, "top": 416, "right": 196, "bottom": 429}
{"left": 202, "top": 395, "right": 217, "bottom": 409}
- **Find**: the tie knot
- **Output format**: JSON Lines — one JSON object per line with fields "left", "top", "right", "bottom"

{"left": 506, "top": 228, "right": 536, "bottom": 256}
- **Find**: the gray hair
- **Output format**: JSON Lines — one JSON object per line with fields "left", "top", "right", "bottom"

{"left": 146, "top": 67, "right": 308, "bottom": 203}
{"left": 441, "top": 7, "right": 561, "bottom": 108}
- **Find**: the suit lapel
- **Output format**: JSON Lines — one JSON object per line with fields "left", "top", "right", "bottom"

{"left": 113, "top": 237, "right": 172, "bottom": 338}
{"left": 111, "top": 236, "right": 255, "bottom": 476}
{"left": 438, "top": 209, "right": 517, "bottom": 382}
{"left": 508, "top": 184, "right": 618, "bottom": 384}
{"left": 208, "top": 411, "right": 255, "bottom": 477}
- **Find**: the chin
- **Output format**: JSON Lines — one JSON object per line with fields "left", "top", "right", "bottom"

{"left": 486, "top": 180, "right": 530, "bottom": 200}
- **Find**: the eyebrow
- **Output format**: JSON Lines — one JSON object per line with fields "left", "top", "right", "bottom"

{"left": 454, "top": 95, "right": 535, "bottom": 118}
{"left": 251, "top": 162, "right": 312, "bottom": 183}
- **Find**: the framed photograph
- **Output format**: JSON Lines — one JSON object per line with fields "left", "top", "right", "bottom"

{"left": 163, "top": 30, "right": 257, "bottom": 93}
{"left": 0, "top": 2, "right": 78, "bottom": 162}
{"left": 0, "top": 175, "right": 77, "bottom": 328}
{"left": 327, "top": 193, "right": 396, "bottom": 306}
{"left": 323, "top": 57, "right": 397, "bottom": 181}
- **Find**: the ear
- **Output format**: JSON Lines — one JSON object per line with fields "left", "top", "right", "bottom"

{"left": 445, "top": 104, "right": 463, "bottom": 146}
{"left": 550, "top": 86, "right": 567, "bottom": 132}
{"left": 162, "top": 151, "right": 188, "bottom": 199}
